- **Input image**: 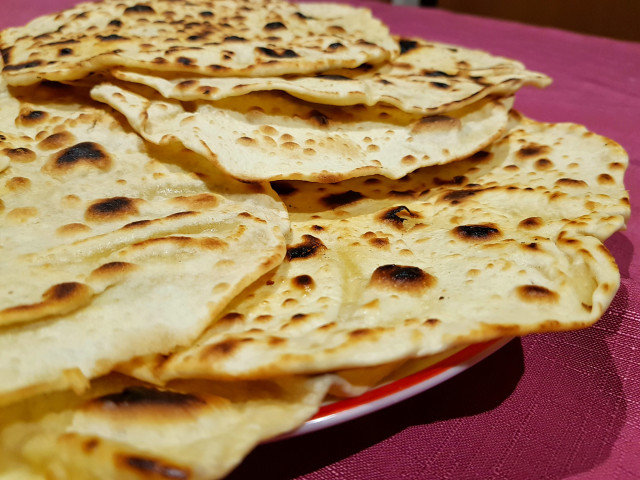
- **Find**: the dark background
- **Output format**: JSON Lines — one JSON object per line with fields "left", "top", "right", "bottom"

{"left": 381, "top": 0, "right": 640, "bottom": 42}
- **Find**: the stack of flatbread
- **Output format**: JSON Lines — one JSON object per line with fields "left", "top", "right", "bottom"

{"left": 0, "top": 0, "right": 630, "bottom": 478}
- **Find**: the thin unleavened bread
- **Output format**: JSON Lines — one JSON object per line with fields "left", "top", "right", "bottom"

{"left": 120, "top": 114, "right": 630, "bottom": 382}
{"left": 0, "top": 374, "right": 332, "bottom": 480}
{"left": 0, "top": 78, "right": 107, "bottom": 136}
{"left": 91, "top": 82, "right": 513, "bottom": 182}
{"left": 112, "top": 37, "right": 549, "bottom": 115}
{"left": 0, "top": 0, "right": 398, "bottom": 86}
{"left": 0, "top": 82, "right": 288, "bottom": 406}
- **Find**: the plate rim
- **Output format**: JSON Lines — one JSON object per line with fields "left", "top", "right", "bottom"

{"left": 278, "top": 336, "right": 513, "bottom": 440}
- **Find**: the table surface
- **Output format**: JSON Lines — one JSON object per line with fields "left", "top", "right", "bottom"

{"left": 2, "top": 1, "right": 640, "bottom": 479}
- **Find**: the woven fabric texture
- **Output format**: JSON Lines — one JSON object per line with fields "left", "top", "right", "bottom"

{"left": 2, "top": 1, "right": 639, "bottom": 478}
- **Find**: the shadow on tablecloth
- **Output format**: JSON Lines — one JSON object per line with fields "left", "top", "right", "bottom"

{"left": 605, "top": 231, "right": 634, "bottom": 279}
{"left": 228, "top": 339, "right": 525, "bottom": 480}
{"left": 228, "top": 285, "right": 628, "bottom": 480}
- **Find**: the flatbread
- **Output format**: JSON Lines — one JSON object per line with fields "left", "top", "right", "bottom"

{"left": 0, "top": 81, "right": 289, "bottom": 405}
{"left": 90, "top": 82, "right": 513, "bottom": 182}
{"left": 0, "top": 79, "right": 123, "bottom": 143}
{"left": 120, "top": 114, "right": 630, "bottom": 382}
{"left": 0, "top": 374, "right": 332, "bottom": 480}
{"left": 0, "top": 0, "right": 398, "bottom": 86}
{"left": 112, "top": 37, "right": 550, "bottom": 114}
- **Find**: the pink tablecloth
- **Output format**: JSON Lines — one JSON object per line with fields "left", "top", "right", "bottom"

{"left": 3, "top": 1, "right": 640, "bottom": 479}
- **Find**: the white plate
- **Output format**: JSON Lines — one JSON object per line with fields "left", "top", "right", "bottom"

{"left": 280, "top": 337, "right": 512, "bottom": 439}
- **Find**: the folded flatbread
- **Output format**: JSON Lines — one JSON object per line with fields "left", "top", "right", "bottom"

{"left": 0, "top": 374, "right": 332, "bottom": 479}
{"left": 112, "top": 37, "right": 549, "bottom": 114}
{"left": 0, "top": 0, "right": 398, "bottom": 86}
{"left": 0, "top": 81, "right": 288, "bottom": 405}
{"left": 91, "top": 82, "right": 513, "bottom": 182}
{"left": 120, "top": 114, "right": 630, "bottom": 382}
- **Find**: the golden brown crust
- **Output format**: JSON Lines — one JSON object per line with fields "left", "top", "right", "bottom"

{"left": 126, "top": 115, "right": 628, "bottom": 383}
{"left": 0, "top": 0, "right": 398, "bottom": 86}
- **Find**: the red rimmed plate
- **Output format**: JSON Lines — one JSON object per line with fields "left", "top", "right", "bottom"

{"left": 279, "top": 337, "right": 512, "bottom": 439}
